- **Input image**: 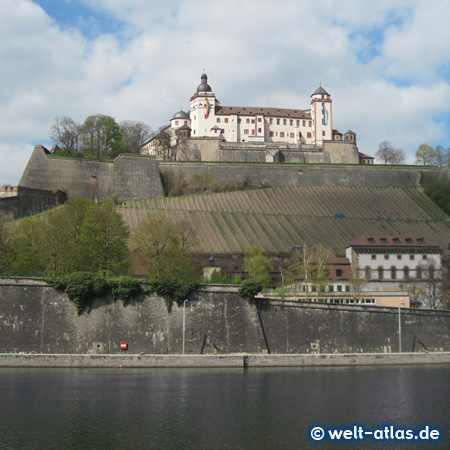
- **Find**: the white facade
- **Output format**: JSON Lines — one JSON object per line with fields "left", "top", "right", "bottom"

{"left": 169, "top": 73, "right": 334, "bottom": 145}
{"left": 345, "top": 237, "right": 442, "bottom": 308}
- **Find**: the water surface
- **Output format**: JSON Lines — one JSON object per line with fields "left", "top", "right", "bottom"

{"left": 0, "top": 366, "right": 448, "bottom": 449}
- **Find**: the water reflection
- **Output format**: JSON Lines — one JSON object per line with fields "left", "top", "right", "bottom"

{"left": 0, "top": 366, "right": 448, "bottom": 450}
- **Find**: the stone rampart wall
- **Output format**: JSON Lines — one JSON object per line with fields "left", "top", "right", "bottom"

{"left": 1, "top": 280, "right": 449, "bottom": 355}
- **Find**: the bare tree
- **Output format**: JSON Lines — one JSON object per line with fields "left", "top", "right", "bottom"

{"left": 50, "top": 117, "right": 80, "bottom": 152}
{"left": 120, "top": 121, "right": 151, "bottom": 153}
{"left": 375, "top": 141, "right": 405, "bottom": 164}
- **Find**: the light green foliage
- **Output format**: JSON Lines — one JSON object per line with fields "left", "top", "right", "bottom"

{"left": 8, "top": 199, "right": 129, "bottom": 276}
{"left": 243, "top": 246, "right": 272, "bottom": 287}
{"left": 131, "top": 213, "right": 199, "bottom": 284}
{"left": 80, "top": 114, "right": 124, "bottom": 159}
{"left": 0, "top": 217, "right": 12, "bottom": 275}
{"left": 416, "top": 144, "right": 439, "bottom": 166}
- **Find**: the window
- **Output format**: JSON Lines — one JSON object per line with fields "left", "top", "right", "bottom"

{"left": 184, "top": 120, "right": 188, "bottom": 125}
{"left": 409, "top": 254, "right": 415, "bottom": 260}
{"left": 364, "top": 266, "right": 371, "bottom": 280}
{"left": 290, "top": 119, "right": 293, "bottom": 126}
{"left": 280, "top": 132, "right": 285, "bottom": 138}
{"left": 251, "top": 119, "right": 255, "bottom": 124}
{"left": 322, "top": 130, "right": 326, "bottom": 137}
{"left": 193, "top": 129, "right": 196, "bottom": 135}
{"left": 397, "top": 254, "right": 402, "bottom": 260}
{"left": 251, "top": 129, "right": 255, "bottom": 135}
{"left": 296, "top": 120, "right": 300, "bottom": 126}
{"left": 429, "top": 266, "right": 435, "bottom": 279}
{"left": 224, "top": 118, "right": 229, "bottom": 123}
{"left": 258, "top": 117, "right": 262, "bottom": 122}
{"left": 290, "top": 132, "right": 294, "bottom": 138}
{"left": 309, "top": 120, "right": 312, "bottom": 127}
{"left": 258, "top": 128, "right": 262, "bottom": 133}
{"left": 283, "top": 119, "right": 287, "bottom": 125}
{"left": 345, "top": 285, "right": 351, "bottom": 292}
{"left": 390, "top": 266, "right": 397, "bottom": 280}
{"left": 175, "top": 120, "right": 179, "bottom": 126}
{"left": 422, "top": 255, "right": 427, "bottom": 260}
{"left": 303, "top": 120, "right": 306, "bottom": 126}
{"left": 307, "top": 132, "right": 312, "bottom": 138}
{"left": 246, "top": 118, "right": 250, "bottom": 124}
{"left": 217, "top": 118, "right": 221, "bottom": 123}
{"left": 371, "top": 254, "right": 376, "bottom": 260}
{"left": 416, "top": 266, "right": 422, "bottom": 279}
{"left": 328, "top": 285, "right": 334, "bottom": 292}
{"left": 270, "top": 118, "right": 273, "bottom": 124}
{"left": 337, "top": 285, "right": 342, "bottom": 292}
{"left": 404, "top": 266, "right": 410, "bottom": 280}
{"left": 378, "top": 266, "right": 384, "bottom": 280}
{"left": 336, "top": 269, "right": 343, "bottom": 277}
{"left": 244, "top": 129, "right": 249, "bottom": 135}
{"left": 276, "top": 118, "right": 280, "bottom": 125}
{"left": 269, "top": 131, "right": 274, "bottom": 137}
{"left": 384, "top": 254, "right": 389, "bottom": 260}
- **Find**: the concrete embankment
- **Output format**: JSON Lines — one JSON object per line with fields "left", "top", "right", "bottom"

{"left": 0, "top": 353, "right": 449, "bottom": 369}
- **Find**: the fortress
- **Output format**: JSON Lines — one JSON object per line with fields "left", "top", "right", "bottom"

{"left": 141, "top": 74, "right": 372, "bottom": 165}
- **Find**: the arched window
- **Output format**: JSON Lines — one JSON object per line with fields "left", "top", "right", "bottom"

{"left": 364, "top": 266, "right": 371, "bottom": 280}
{"left": 390, "top": 266, "right": 397, "bottom": 280}
{"left": 378, "top": 266, "right": 384, "bottom": 280}
{"left": 404, "top": 266, "right": 410, "bottom": 280}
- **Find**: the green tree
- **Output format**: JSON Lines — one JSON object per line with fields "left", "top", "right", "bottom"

{"left": 416, "top": 144, "right": 438, "bottom": 166}
{"left": 79, "top": 201, "right": 129, "bottom": 274}
{"left": 0, "top": 217, "right": 12, "bottom": 274}
{"left": 131, "top": 214, "right": 198, "bottom": 283}
{"left": 243, "top": 246, "right": 272, "bottom": 287}
{"left": 80, "top": 114, "right": 124, "bottom": 159}
{"left": 8, "top": 199, "right": 129, "bottom": 276}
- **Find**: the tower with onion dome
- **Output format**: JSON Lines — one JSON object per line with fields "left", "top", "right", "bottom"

{"left": 189, "top": 73, "right": 218, "bottom": 138}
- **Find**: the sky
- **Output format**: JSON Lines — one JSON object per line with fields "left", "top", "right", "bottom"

{"left": 2, "top": 0, "right": 450, "bottom": 184}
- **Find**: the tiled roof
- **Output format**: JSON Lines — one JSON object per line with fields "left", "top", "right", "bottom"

{"left": 350, "top": 236, "right": 440, "bottom": 248}
{"left": 215, "top": 105, "right": 311, "bottom": 119}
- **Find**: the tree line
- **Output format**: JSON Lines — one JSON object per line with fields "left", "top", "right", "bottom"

{"left": 50, "top": 115, "right": 152, "bottom": 159}
{"left": 376, "top": 141, "right": 450, "bottom": 166}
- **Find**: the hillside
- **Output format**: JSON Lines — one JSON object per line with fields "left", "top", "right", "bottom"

{"left": 118, "top": 185, "right": 450, "bottom": 256}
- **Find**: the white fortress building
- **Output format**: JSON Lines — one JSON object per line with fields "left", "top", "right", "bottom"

{"left": 142, "top": 73, "right": 372, "bottom": 164}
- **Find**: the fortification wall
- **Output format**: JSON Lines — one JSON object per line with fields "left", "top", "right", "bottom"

{"left": 19, "top": 147, "right": 163, "bottom": 202}
{"left": 1, "top": 280, "right": 449, "bottom": 354}
{"left": 18, "top": 147, "right": 443, "bottom": 207}
{"left": 160, "top": 161, "right": 434, "bottom": 189}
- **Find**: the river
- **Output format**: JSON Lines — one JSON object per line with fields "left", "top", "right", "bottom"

{"left": 0, "top": 365, "right": 448, "bottom": 449}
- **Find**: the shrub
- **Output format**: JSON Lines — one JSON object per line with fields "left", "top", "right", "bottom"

{"left": 239, "top": 279, "right": 263, "bottom": 301}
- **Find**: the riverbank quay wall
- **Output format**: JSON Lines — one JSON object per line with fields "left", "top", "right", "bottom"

{"left": 17, "top": 146, "right": 446, "bottom": 203}
{"left": 1, "top": 280, "right": 450, "bottom": 355}
{"left": 1, "top": 352, "right": 449, "bottom": 368}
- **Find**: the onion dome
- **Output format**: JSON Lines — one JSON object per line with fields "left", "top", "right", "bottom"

{"left": 171, "top": 110, "right": 190, "bottom": 120}
{"left": 197, "top": 73, "right": 212, "bottom": 93}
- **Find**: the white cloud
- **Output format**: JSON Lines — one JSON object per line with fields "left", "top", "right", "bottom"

{"left": 1, "top": 0, "right": 450, "bottom": 183}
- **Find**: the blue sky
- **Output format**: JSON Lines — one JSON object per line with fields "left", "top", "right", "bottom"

{"left": 1, "top": 0, "right": 450, "bottom": 184}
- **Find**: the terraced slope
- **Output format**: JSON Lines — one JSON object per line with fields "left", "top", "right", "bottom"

{"left": 118, "top": 186, "right": 450, "bottom": 256}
